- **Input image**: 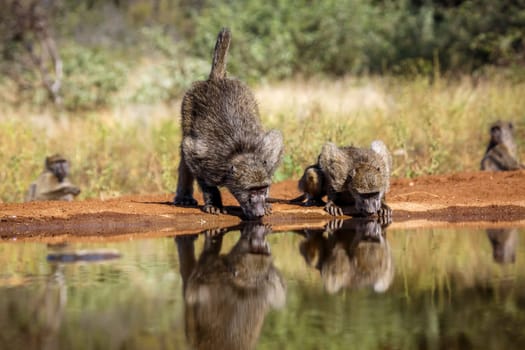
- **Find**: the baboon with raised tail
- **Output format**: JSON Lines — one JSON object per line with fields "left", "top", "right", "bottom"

{"left": 481, "top": 120, "right": 524, "bottom": 171}
{"left": 25, "top": 154, "right": 81, "bottom": 202}
{"left": 173, "top": 28, "right": 283, "bottom": 219}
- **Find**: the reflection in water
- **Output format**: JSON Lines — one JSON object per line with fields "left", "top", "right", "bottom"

{"left": 176, "top": 223, "right": 286, "bottom": 350}
{"left": 487, "top": 228, "right": 518, "bottom": 264}
{"left": 0, "top": 264, "right": 66, "bottom": 350}
{"left": 298, "top": 218, "right": 393, "bottom": 294}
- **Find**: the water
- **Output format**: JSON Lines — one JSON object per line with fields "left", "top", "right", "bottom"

{"left": 0, "top": 220, "right": 524, "bottom": 350}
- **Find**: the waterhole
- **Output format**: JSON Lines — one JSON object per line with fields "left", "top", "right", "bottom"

{"left": 0, "top": 220, "right": 524, "bottom": 349}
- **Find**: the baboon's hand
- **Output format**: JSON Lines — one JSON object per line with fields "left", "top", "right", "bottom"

{"left": 325, "top": 201, "right": 344, "bottom": 216}
{"left": 264, "top": 202, "right": 273, "bottom": 215}
{"left": 378, "top": 203, "right": 392, "bottom": 224}
{"left": 202, "top": 204, "right": 227, "bottom": 215}
{"left": 174, "top": 195, "right": 198, "bottom": 207}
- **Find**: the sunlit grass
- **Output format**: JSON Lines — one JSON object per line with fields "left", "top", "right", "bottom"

{"left": 1, "top": 74, "right": 524, "bottom": 203}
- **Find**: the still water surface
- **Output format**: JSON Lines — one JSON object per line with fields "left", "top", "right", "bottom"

{"left": 0, "top": 220, "right": 524, "bottom": 350}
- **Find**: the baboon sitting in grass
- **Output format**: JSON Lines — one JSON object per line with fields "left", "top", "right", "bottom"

{"left": 293, "top": 141, "right": 392, "bottom": 219}
{"left": 481, "top": 120, "right": 524, "bottom": 171}
{"left": 25, "top": 154, "right": 81, "bottom": 202}
{"left": 173, "top": 28, "right": 283, "bottom": 220}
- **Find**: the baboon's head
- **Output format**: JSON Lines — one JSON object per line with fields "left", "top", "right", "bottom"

{"left": 228, "top": 153, "right": 272, "bottom": 219}
{"left": 45, "top": 154, "right": 69, "bottom": 183}
{"left": 349, "top": 162, "right": 387, "bottom": 215}
{"left": 489, "top": 121, "right": 516, "bottom": 150}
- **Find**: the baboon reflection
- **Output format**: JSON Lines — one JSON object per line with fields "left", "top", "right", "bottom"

{"left": 298, "top": 218, "right": 394, "bottom": 294}
{"left": 176, "top": 223, "right": 286, "bottom": 350}
{"left": 487, "top": 228, "right": 518, "bottom": 264}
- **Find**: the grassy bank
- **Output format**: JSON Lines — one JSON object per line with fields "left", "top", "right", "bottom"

{"left": 1, "top": 74, "right": 524, "bottom": 203}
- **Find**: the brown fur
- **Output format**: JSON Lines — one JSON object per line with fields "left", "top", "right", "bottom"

{"left": 174, "top": 28, "right": 283, "bottom": 219}
{"left": 25, "top": 154, "right": 80, "bottom": 202}
{"left": 294, "top": 141, "right": 392, "bottom": 218}
{"left": 481, "top": 120, "right": 524, "bottom": 171}
{"left": 176, "top": 224, "right": 286, "bottom": 350}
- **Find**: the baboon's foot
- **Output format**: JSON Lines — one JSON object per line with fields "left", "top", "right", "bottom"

{"left": 174, "top": 195, "right": 198, "bottom": 207}
{"left": 202, "top": 204, "right": 227, "bottom": 215}
{"left": 324, "top": 201, "right": 344, "bottom": 216}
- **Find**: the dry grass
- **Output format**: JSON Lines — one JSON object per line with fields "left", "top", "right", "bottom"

{"left": 1, "top": 74, "right": 524, "bottom": 203}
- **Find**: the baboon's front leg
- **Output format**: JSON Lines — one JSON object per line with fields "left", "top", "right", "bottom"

{"left": 378, "top": 198, "right": 392, "bottom": 223}
{"left": 174, "top": 151, "right": 198, "bottom": 206}
{"left": 197, "top": 178, "right": 227, "bottom": 215}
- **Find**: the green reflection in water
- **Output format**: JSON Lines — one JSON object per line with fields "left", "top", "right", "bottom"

{"left": 0, "top": 224, "right": 524, "bottom": 350}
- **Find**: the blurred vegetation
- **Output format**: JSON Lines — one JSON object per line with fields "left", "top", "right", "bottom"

{"left": 0, "top": 0, "right": 524, "bottom": 202}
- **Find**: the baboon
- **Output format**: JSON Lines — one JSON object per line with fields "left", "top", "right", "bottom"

{"left": 486, "top": 228, "right": 518, "bottom": 264}
{"left": 176, "top": 223, "right": 286, "bottom": 350}
{"left": 290, "top": 163, "right": 325, "bottom": 206}
{"left": 480, "top": 121, "right": 524, "bottom": 171}
{"left": 297, "top": 218, "right": 393, "bottom": 294}
{"left": 25, "top": 154, "right": 81, "bottom": 202}
{"left": 173, "top": 28, "right": 284, "bottom": 219}
{"left": 294, "top": 141, "right": 392, "bottom": 218}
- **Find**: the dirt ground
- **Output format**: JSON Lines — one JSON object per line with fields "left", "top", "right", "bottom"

{"left": 1, "top": 170, "right": 524, "bottom": 242}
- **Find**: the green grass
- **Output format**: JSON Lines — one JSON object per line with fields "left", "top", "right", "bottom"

{"left": 1, "top": 74, "right": 524, "bottom": 203}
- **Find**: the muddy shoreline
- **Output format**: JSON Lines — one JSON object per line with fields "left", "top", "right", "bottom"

{"left": 1, "top": 170, "right": 524, "bottom": 241}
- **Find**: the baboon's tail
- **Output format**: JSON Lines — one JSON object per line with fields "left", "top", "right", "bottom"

{"left": 209, "top": 28, "right": 231, "bottom": 81}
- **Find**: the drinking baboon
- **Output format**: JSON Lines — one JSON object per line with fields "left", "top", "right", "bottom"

{"left": 481, "top": 121, "right": 524, "bottom": 171}
{"left": 293, "top": 141, "right": 392, "bottom": 218}
{"left": 176, "top": 223, "right": 286, "bottom": 350}
{"left": 173, "top": 28, "right": 283, "bottom": 219}
{"left": 25, "top": 154, "right": 81, "bottom": 202}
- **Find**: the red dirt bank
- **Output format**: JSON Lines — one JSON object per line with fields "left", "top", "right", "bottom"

{"left": 1, "top": 170, "right": 524, "bottom": 241}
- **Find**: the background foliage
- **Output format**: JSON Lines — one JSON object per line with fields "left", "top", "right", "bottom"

{"left": 0, "top": 0, "right": 524, "bottom": 202}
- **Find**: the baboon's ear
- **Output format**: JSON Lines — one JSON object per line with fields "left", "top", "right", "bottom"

{"left": 260, "top": 130, "right": 284, "bottom": 174}
{"left": 371, "top": 140, "right": 392, "bottom": 178}
{"left": 319, "top": 142, "right": 350, "bottom": 192}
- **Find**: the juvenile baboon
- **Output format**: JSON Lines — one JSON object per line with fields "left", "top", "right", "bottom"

{"left": 25, "top": 154, "right": 81, "bottom": 202}
{"left": 480, "top": 121, "right": 524, "bottom": 171}
{"left": 173, "top": 28, "right": 284, "bottom": 219}
{"left": 297, "top": 218, "right": 393, "bottom": 294}
{"left": 290, "top": 163, "right": 325, "bottom": 206}
{"left": 294, "top": 141, "right": 392, "bottom": 218}
{"left": 176, "top": 223, "right": 286, "bottom": 350}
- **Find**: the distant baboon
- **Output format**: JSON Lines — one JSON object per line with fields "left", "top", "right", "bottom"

{"left": 297, "top": 218, "right": 393, "bottom": 294}
{"left": 481, "top": 121, "right": 524, "bottom": 171}
{"left": 176, "top": 223, "right": 286, "bottom": 350}
{"left": 173, "top": 28, "right": 284, "bottom": 219}
{"left": 25, "top": 154, "right": 81, "bottom": 202}
{"left": 486, "top": 228, "right": 518, "bottom": 264}
{"left": 293, "top": 141, "right": 392, "bottom": 218}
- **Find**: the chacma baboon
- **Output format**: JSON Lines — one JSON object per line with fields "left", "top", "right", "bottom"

{"left": 290, "top": 163, "right": 326, "bottom": 206}
{"left": 486, "top": 228, "right": 518, "bottom": 264}
{"left": 25, "top": 154, "right": 81, "bottom": 202}
{"left": 297, "top": 218, "right": 393, "bottom": 294}
{"left": 481, "top": 121, "right": 524, "bottom": 171}
{"left": 293, "top": 141, "right": 392, "bottom": 218}
{"left": 176, "top": 223, "right": 286, "bottom": 350}
{"left": 173, "top": 28, "right": 283, "bottom": 219}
